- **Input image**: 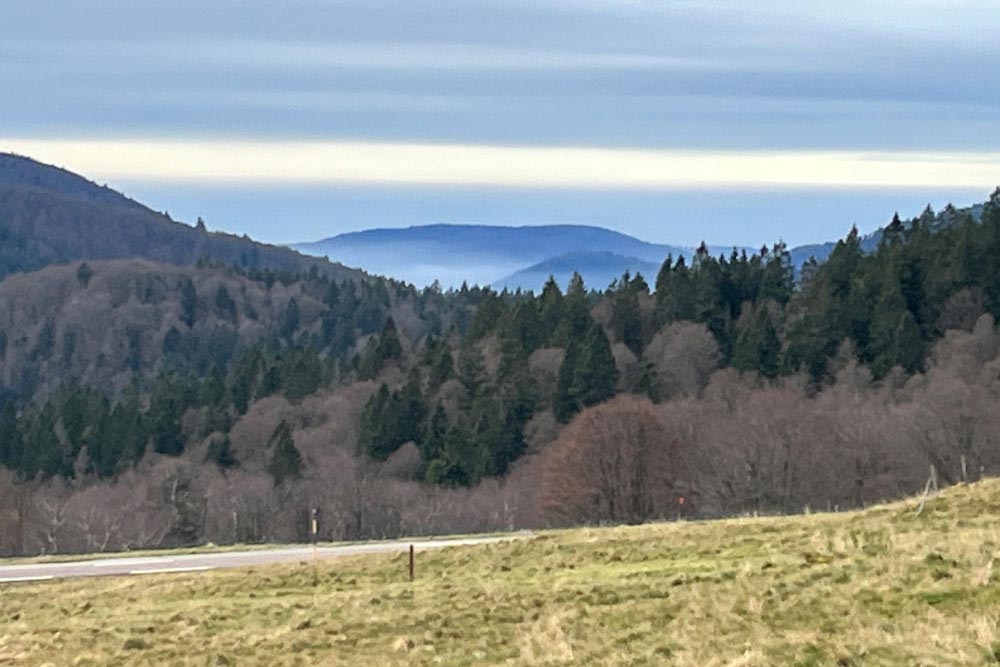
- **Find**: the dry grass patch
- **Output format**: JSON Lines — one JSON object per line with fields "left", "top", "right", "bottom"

{"left": 3, "top": 481, "right": 1000, "bottom": 665}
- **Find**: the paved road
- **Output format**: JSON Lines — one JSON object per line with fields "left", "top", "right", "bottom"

{"left": 0, "top": 535, "right": 525, "bottom": 583}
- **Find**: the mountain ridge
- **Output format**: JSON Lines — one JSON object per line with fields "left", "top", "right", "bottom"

{"left": 0, "top": 153, "right": 364, "bottom": 284}
{"left": 293, "top": 223, "right": 741, "bottom": 289}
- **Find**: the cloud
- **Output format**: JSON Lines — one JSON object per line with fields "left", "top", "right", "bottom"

{"left": 6, "top": 138, "right": 1000, "bottom": 191}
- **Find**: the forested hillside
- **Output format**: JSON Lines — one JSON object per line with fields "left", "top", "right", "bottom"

{"left": 2, "top": 159, "right": 1000, "bottom": 556}
{"left": 0, "top": 153, "right": 362, "bottom": 282}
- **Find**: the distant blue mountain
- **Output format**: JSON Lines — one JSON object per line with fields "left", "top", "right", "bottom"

{"left": 492, "top": 251, "right": 661, "bottom": 292}
{"left": 293, "top": 200, "right": 988, "bottom": 290}
{"left": 293, "top": 224, "right": 733, "bottom": 288}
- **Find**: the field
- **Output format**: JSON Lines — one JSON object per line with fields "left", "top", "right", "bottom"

{"left": 2, "top": 482, "right": 1000, "bottom": 666}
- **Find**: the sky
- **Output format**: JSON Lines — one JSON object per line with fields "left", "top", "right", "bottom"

{"left": 3, "top": 0, "right": 1000, "bottom": 247}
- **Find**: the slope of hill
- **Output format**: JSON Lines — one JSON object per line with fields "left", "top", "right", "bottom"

{"left": 3, "top": 478, "right": 998, "bottom": 665}
{"left": 493, "top": 250, "right": 661, "bottom": 291}
{"left": 0, "top": 259, "right": 334, "bottom": 397}
{"left": 293, "top": 224, "right": 715, "bottom": 288}
{"left": 0, "top": 152, "right": 147, "bottom": 211}
{"left": 0, "top": 153, "right": 363, "bottom": 283}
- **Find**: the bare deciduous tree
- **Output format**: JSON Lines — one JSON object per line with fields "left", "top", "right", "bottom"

{"left": 540, "top": 396, "right": 681, "bottom": 525}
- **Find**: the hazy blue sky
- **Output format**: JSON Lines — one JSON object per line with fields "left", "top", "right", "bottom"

{"left": 3, "top": 0, "right": 999, "bottom": 246}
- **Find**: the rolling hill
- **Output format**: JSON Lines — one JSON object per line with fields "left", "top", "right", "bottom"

{"left": 292, "top": 223, "right": 725, "bottom": 289}
{"left": 493, "top": 251, "right": 662, "bottom": 291}
{"left": 0, "top": 153, "right": 363, "bottom": 283}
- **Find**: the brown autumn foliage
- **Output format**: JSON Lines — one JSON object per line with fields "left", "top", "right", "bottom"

{"left": 4, "top": 315, "right": 1000, "bottom": 556}
{"left": 540, "top": 395, "right": 683, "bottom": 525}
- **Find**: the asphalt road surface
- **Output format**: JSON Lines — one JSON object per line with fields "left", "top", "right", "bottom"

{"left": 0, "top": 535, "right": 524, "bottom": 584}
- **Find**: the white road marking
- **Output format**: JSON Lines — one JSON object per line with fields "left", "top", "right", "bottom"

{"left": 0, "top": 563, "right": 61, "bottom": 572}
{"left": 129, "top": 566, "right": 212, "bottom": 575}
{"left": 0, "top": 534, "right": 531, "bottom": 584}
{"left": 92, "top": 557, "right": 175, "bottom": 568}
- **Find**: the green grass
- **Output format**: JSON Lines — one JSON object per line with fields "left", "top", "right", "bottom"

{"left": 3, "top": 482, "right": 1000, "bottom": 666}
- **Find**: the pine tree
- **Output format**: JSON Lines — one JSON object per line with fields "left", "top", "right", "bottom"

{"left": 268, "top": 420, "right": 302, "bottom": 484}
{"left": 428, "top": 344, "right": 454, "bottom": 390}
{"left": 206, "top": 435, "right": 237, "bottom": 469}
{"left": 0, "top": 400, "right": 22, "bottom": 471}
{"left": 577, "top": 324, "right": 618, "bottom": 408}
{"left": 229, "top": 348, "right": 264, "bottom": 414}
{"left": 277, "top": 298, "right": 301, "bottom": 343}
{"left": 179, "top": 277, "right": 198, "bottom": 328}
{"left": 457, "top": 344, "right": 486, "bottom": 409}
{"left": 420, "top": 403, "right": 449, "bottom": 470}
{"left": 200, "top": 366, "right": 227, "bottom": 407}
{"left": 358, "top": 383, "right": 392, "bottom": 459}
{"left": 358, "top": 318, "right": 403, "bottom": 380}
{"left": 732, "top": 308, "right": 782, "bottom": 379}
{"left": 148, "top": 373, "right": 190, "bottom": 456}
{"left": 398, "top": 370, "right": 426, "bottom": 445}
{"left": 214, "top": 285, "right": 238, "bottom": 322}
{"left": 611, "top": 274, "right": 644, "bottom": 355}
{"left": 553, "top": 341, "right": 581, "bottom": 423}
{"left": 104, "top": 387, "right": 146, "bottom": 469}
{"left": 280, "top": 347, "right": 324, "bottom": 402}
{"left": 378, "top": 317, "right": 403, "bottom": 361}
{"left": 505, "top": 301, "right": 545, "bottom": 354}
{"left": 559, "top": 273, "right": 593, "bottom": 343}
{"left": 76, "top": 262, "right": 93, "bottom": 288}
{"left": 538, "top": 277, "right": 564, "bottom": 346}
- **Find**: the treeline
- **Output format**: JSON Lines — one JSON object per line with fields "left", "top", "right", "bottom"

{"left": 5, "top": 310, "right": 999, "bottom": 556}
{"left": 3, "top": 193, "right": 1000, "bottom": 491}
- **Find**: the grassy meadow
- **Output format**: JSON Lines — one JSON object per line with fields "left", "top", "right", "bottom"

{"left": 2, "top": 481, "right": 1000, "bottom": 666}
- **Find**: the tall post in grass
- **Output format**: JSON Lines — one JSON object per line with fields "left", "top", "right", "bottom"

{"left": 409, "top": 544, "right": 415, "bottom": 582}
{"left": 310, "top": 508, "right": 320, "bottom": 585}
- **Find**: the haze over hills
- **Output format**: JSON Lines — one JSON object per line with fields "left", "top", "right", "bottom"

{"left": 493, "top": 251, "right": 662, "bottom": 292}
{"left": 294, "top": 200, "right": 989, "bottom": 291}
{"left": 293, "top": 224, "right": 739, "bottom": 290}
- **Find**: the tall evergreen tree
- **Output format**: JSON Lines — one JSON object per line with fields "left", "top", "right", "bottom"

{"left": 553, "top": 341, "right": 581, "bottom": 423}
{"left": 577, "top": 324, "right": 618, "bottom": 408}
{"left": 268, "top": 419, "right": 302, "bottom": 484}
{"left": 0, "top": 400, "right": 22, "bottom": 471}
{"left": 206, "top": 435, "right": 237, "bottom": 469}
{"left": 179, "top": 277, "right": 198, "bottom": 328}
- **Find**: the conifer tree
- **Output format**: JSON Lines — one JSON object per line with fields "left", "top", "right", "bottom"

{"left": 538, "top": 277, "right": 564, "bottom": 345}
{"left": 148, "top": 373, "right": 190, "bottom": 456}
{"left": 268, "top": 419, "right": 302, "bottom": 484}
{"left": 206, "top": 435, "right": 237, "bottom": 469}
{"left": 419, "top": 403, "right": 449, "bottom": 472}
{"left": 553, "top": 340, "right": 581, "bottom": 423}
{"left": 577, "top": 324, "right": 618, "bottom": 408}
{"left": 611, "top": 273, "right": 644, "bottom": 355}
{"left": 0, "top": 400, "right": 22, "bottom": 471}
{"left": 277, "top": 298, "right": 300, "bottom": 342}
{"left": 179, "top": 277, "right": 198, "bottom": 328}
{"left": 214, "top": 285, "right": 238, "bottom": 322}
{"left": 428, "top": 344, "right": 455, "bottom": 390}
{"left": 105, "top": 387, "right": 146, "bottom": 469}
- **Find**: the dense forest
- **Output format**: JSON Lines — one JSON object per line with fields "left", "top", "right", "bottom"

{"left": 2, "top": 164, "right": 1000, "bottom": 555}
